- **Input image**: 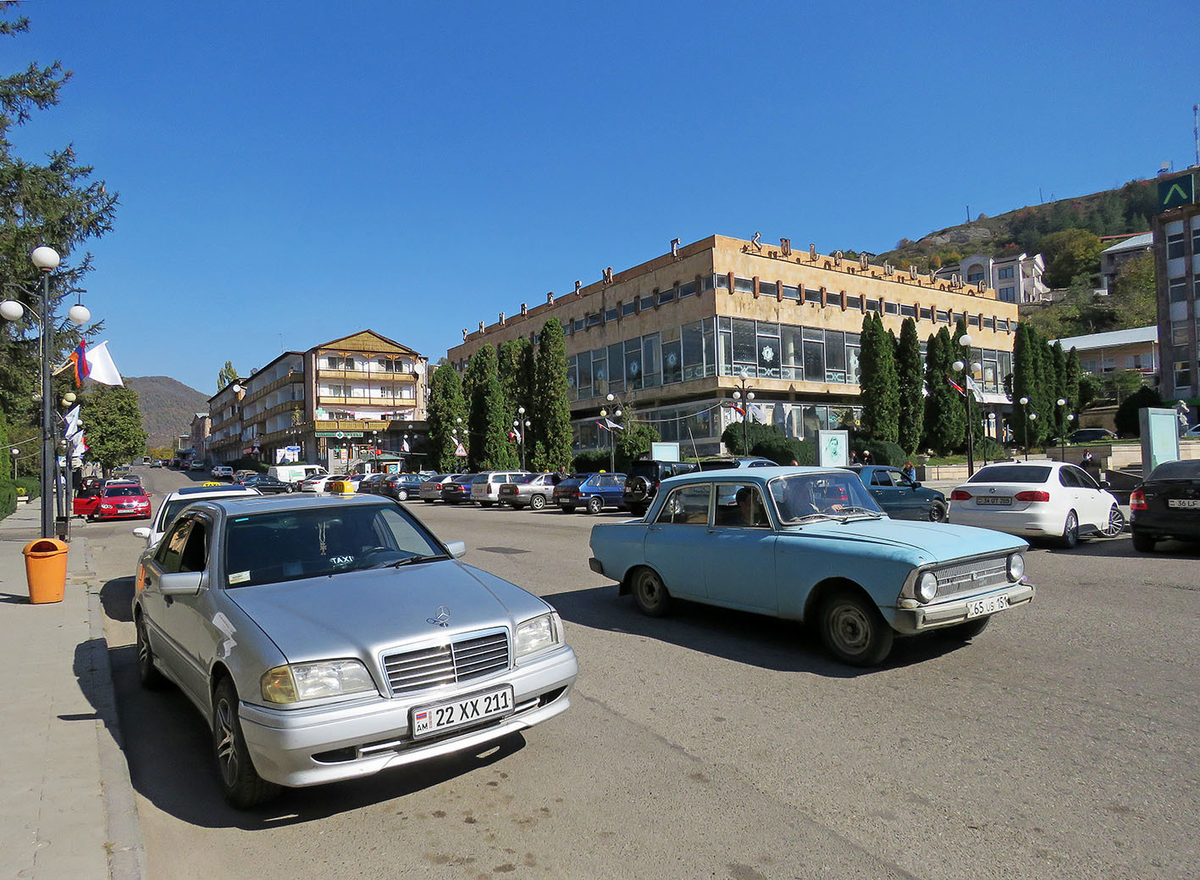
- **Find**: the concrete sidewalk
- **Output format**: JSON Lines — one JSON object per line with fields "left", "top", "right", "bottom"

{"left": 0, "top": 500, "right": 144, "bottom": 879}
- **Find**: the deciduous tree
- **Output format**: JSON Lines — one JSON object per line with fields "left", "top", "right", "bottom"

{"left": 83, "top": 386, "right": 148, "bottom": 478}
{"left": 217, "top": 361, "right": 238, "bottom": 391}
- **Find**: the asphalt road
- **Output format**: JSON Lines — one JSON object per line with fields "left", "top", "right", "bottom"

{"left": 85, "top": 466, "right": 1200, "bottom": 879}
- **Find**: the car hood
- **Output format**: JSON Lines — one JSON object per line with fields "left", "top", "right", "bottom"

{"left": 224, "top": 559, "right": 551, "bottom": 664}
{"left": 780, "top": 517, "right": 1025, "bottom": 564}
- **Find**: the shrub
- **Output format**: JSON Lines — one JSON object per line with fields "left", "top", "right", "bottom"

{"left": 16, "top": 477, "right": 40, "bottom": 499}
{"left": 1114, "top": 386, "right": 1163, "bottom": 437}
{"left": 721, "top": 422, "right": 785, "bottom": 456}
{"left": 0, "top": 483, "right": 13, "bottom": 521}
{"left": 853, "top": 440, "right": 906, "bottom": 467}
{"left": 751, "top": 436, "right": 816, "bottom": 466}
{"left": 570, "top": 450, "right": 610, "bottom": 473}
{"left": 973, "top": 438, "right": 1008, "bottom": 462}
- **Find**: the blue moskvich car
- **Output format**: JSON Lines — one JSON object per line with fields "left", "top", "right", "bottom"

{"left": 588, "top": 467, "right": 1035, "bottom": 666}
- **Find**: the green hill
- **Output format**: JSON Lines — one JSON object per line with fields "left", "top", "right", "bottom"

{"left": 124, "top": 375, "right": 208, "bottom": 449}
{"left": 877, "top": 179, "right": 1159, "bottom": 271}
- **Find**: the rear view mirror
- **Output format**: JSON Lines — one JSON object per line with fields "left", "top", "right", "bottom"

{"left": 132, "top": 527, "right": 151, "bottom": 540}
{"left": 1099, "top": 480, "right": 1110, "bottom": 490}
{"left": 445, "top": 540, "right": 467, "bottom": 559}
{"left": 911, "top": 481, "right": 922, "bottom": 488}
{"left": 159, "top": 571, "right": 205, "bottom": 596}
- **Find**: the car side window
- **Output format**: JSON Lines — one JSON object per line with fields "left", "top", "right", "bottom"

{"left": 869, "top": 470, "right": 892, "bottom": 487}
{"left": 155, "top": 519, "right": 193, "bottom": 574}
{"left": 179, "top": 520, "right": 209, "bottom": 573}
{"left": 716, "top": 483, "right": 770, "bottom": 528}
{"left": 655, "top": 484, "right": 712, "bottom": 525}
{"left": 1058, "top": 468, "right": 1080, "bottom": 488}
{"left": 1069, "top": 466, "right": 1099, "bottom": 490}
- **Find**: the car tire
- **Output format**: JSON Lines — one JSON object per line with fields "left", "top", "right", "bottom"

{"left": 818, "top": 589, "right": 894, "bottom": 667}
{"left": 945, "top": 616, "right": 991, "bottom": 641}
{"left": 135, "top": 615, "right": 166, "bottom": 690}
{"left": 529, "top": 494, "right": 546, "bottom": 511}
{"left": 1131, "top": 530, "right": 1156, "bottom": 553}
{"left": 928, "top": 501, "right": 947, "bottom": 523}
{"left": 628, "top": 503, "right": 648, "bottom": 518}
{"left": 397, "top": 489, "right": 408, "bottom": 501}
{"left": 586, "top": 496, "right": 604, "bottom": 515}
{"left": 212, "top": 677, "right": 279, "bottom": 809}
{"left": 1060, "top": 510, "right": 1079, "bottom": 549}
{"left": 285, "top": 485, "right": 294, "bottom": 493}
{"left": 480, "top": 501, "right": 493, "bottom": 508}
{"left": 561, "top": 504, "right": 577, "bottom": 513}
{"left": 627, "top": 476, "right": 650, "bottom": 502}
{"left": 632, "top": 567, "right": 672, "bottom": 617}
{"left": 1101, "top": 504, "right": 1125, "bottom": 538}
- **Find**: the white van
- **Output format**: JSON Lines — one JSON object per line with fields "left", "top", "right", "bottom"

{"left": 267, "top": 463, "right": 328, "bottom": 486}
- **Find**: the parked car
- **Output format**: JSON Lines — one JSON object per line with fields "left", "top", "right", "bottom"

{"left": 418, "top": 474, "right": 464, "bottom": 503}
{"left": 188, "top": 460, "right": 205, "bottom": 471}
{"left": 1066, "top": 428, "right": 1117, "bottom": 444}
{"left": 91, "top": 483, "right": 152, "bottom": 521}
{"left": 268, "top": 464, "right": 328, "bottom": 486}
{"left": 844, "top": 465, "right": 948, "bottom": 522}
{"left": 133, "top": 484, "right": 261, "bottom": 548}
{"left": 1184, "top": 425, "right": 1200, "bottom": 438}
{"left": 211, "top": 465, "right": 235, "bottom": 482}
{"left": 622, "top": 459, "right": 700, "bottom": 516}
{"left": 73, "top": 477, "right": 105, "bottom": 517}
{"left": 554, "top": 473, "right": 627, "bottom": 514}
{"left": 697, "top": 457, "right": 777, "bottom": 471}
{"left": 300, "top": 474, "right": 347, "bottom": 493}
{"left": 948, "top": 461, "right": 1124, "bottom": 548}
{"left": 132, "top": 493, "right": 578, "bottom": 808}
{"left": 499, "top": 473, "right": 559, "bottom": 510}
{"left": 237, "top": 474, "right": 294, "bottom": 494}
{"left": 356, "top": 473, "right": 390, "bottom": 495}
{"left": 1130, "top": 459, "right": 1200, "bottom": 552}
{"left": 150, "top": 460, "right": 163, "bottom": 468}
{"left": 589, "top": 467, "right": 1034, "bottom": 666}
{"left": 470, "top": 470, "right": 529, "bottom": 507}
{"left": 233, "top": 469, "right": 258, "bottom": 483}
{"left": 380, "top": 473, "right": 426, "bottom": 501}
{"left": 440, "top": 474, "right": 477, "bottom": 504}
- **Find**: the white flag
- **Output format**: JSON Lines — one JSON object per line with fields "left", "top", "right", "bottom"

{"left": 750, "top": 403, "right": 770, "bottom": 423}
{"left": 401, "top": 439, "right": 410, "bottom": 453}
{"left": 964, "top": 374, "right": 985, "bottom": 403}
{"left": 63, "top": 404, "right": 83, "bottom": 438}
{"left": 603, "top": 418, "right": 623, "bottom": 431}
{"left": 85, "top": 341, "right": 124, "bottom": 386}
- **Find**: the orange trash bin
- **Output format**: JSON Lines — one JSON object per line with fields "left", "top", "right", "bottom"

{"left": 23, "top": 538, "right": 68, "bottom": 604}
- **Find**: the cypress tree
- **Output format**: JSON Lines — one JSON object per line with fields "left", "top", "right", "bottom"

{"left": 427, "top": 363, "right": 468, "bottom": 472}
{"left": 531, "top": 318, "right": 573, "bottom": 472}
{"left": 1064, "top": 347, "right": 1083, "bottom": 423}
{"left": 858, "top": 314, "right": 900, "bottom": 444}
{"left": 923, "top": 328, "right": 965, "bottom": 454}
{"left": 466, "top": 345, "right": 517, "bottom": 471}
{"left": 1011, "top": 323, "right": 1036, "bottom": 447}
{"left": 1051, "top": 341, "right": 1068, "bottom": 437}
{"left": 497, "top": 337, "right": 534, "bottom": 447}
{"left": 896, "top": 317, "right": 925, "bottom": 454}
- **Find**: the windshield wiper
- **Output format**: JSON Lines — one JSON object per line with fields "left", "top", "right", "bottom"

{"left": 833, "top": 507, "right": 884, "bottom": 519}
{"left": 388, "top": 553, "right": 448, "bottom": 568}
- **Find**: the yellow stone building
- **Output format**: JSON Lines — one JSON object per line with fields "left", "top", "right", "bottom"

{"left": 447, "top": 235, "right": 1020, "bottom": 458}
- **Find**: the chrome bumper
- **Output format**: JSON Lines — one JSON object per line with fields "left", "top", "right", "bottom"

{"left": 891, "top": 581, "right": 1036, "bottom": 635}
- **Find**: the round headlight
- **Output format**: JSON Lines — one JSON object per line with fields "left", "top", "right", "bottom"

{"left": 916, "top": 571, "right": 938, "bottom": 603}
{"left": 1007, "top": 553, "right": 1025, "bottom": 582}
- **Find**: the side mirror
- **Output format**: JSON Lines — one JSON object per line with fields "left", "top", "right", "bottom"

{"left": 911, "top": 481, "right": 922, "bottom": 488}
{"left": 159, "top": 571, "right": 205, "bottom": 596}
{"left": 132, "top": 527, "right": 151, "bottom": 540}
{"left": 445, "top": 540, "right": 467, "bottom": 559}
{"left": 1099, "top": 480, "right": 1110, "bottom": 489}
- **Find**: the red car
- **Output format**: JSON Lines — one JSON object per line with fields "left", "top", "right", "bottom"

{"left": 91, "top": 483, "right": 152, "bottom": 521}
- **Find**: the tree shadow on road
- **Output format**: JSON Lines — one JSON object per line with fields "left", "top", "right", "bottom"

{"left": 544, "top": 583, "right": 974, "bottom": 679}
{"left": 102, "top": 641, "right": 528, "bottom": 830}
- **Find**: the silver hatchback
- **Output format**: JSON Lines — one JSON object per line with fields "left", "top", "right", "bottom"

{"left": 470, "top": 471, "right": 529, "bottom": 507}
{"left": 132, "top": 494, "right": 577, "bottom": 808}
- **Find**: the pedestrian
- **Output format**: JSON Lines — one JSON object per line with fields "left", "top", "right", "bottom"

{"left": 860, "top": 449, "right": 872, "bottom": 465}
{"left": 1081, "top": 449, "right": 1095, "bottom": 468}
{"left": 902, "top": 460, "right": 917, "bottom": 483}
{"left": 850, "top": 451, "right": 859, "bottom": 464}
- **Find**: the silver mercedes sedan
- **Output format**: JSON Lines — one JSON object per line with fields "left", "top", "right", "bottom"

{"left": 132, "top": 493, "right": 578, "bottom": 808}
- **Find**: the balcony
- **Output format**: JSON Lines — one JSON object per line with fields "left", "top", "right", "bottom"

{"left": 317, "top": 368, "right": 416, "bottom": 382}
{"left": 243, "top": 370, "right": 304, "bottom": 403}
{"left": 318, "top": 395, "right": 416, "bottom": 407}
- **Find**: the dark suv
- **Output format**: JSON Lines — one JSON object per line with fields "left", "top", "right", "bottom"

{"left": 622, "top": 459, "right": 700, "bottom": 516}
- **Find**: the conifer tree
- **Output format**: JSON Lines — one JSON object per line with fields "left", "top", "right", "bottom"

{"left": 466, "top": 344, "right": 517, "bottom": 471}
{"left": 858, "top": 314, "right": 900, "bottom": 444}
{"left": 497, "top": 337, "right": 534, "bottom": 448}
{"left": 896, "top": 317, "right": 925, "bottom": 454}
{"left": 1011, "top": 323, "right": 1036, "bottom": 447}
{"left": 1051, "top": 341, "right": 1068, "bottom": 437}
{"left": 531, "top": 318, "right": 572, "bottom": 472}
{"left": 426, "top": 363, "right": 468, "bottom": 472}
{"left": 1064, "top": 348, "right": 1083, "bottom": 422}
{"left": 923, "top": 328, "right": 965, "bottom": 454}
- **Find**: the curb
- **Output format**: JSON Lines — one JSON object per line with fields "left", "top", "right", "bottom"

{"left": 80, "top": 536, "right": 147, "bottom": 880}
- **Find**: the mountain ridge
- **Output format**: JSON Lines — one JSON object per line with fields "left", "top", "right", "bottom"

{"left": 124, "top": 375, "right": 209, "bottom": 449}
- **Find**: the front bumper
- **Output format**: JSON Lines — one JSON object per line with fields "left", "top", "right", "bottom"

{"left": 891, "top": 581, "right": 1036, "bottom": 635}
{"left": 237, "top": 644, "right": 578, "bottom": 787}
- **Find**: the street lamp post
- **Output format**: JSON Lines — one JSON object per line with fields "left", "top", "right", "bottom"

{"left": 371, "top": 429, "right": 379, "bottom": 473}
{"left": 730, "top": 378, "right": 755, "bottom": 456}
{"left": 603, "top": 393, "right": 625, "bottom": 473}
{"left": 1028, "top": 412, "right": 1038, "bottom": 460}
{"left": 1, "top": 247, "right": 91, "bottom": 538}
{"left": 952, "top": 333, "right": 976, "bottom": 477}
{"left": 1018, "top": 396, "right": 1030, "bottom": 461}
{"left": 1057, "top": 398, "right": 1074, "bottom": 462}
{"left": 517, "top": 406, "right": 527, "bottom": 470}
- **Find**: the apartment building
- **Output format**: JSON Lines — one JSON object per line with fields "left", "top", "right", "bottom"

{"left": 1051, "top": 326, "right": 1159, "bottom": 382}
{"left": 1099, "top": 232, "right": 1153, "bottom": 290}
{"left": 208, "top": 330, "right": 429, "bottom": 469}
{"left": 447, "top": 235, "right": 1021, "bottom": 458}
{"left": 938, "top": 252, "right": 1050, "bottom": 304}
{"left": 1153, "top": 168, "right": 1200, "bottom": 398}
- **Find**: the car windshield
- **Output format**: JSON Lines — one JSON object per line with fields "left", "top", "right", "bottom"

{"left": 969, "top": 465, "right": 1051, "bottom": 484}
{"left": 104, "top": 486, "right": 144, "bottom": 497}
{"left": 223, "top": 504, "right": 444, "bottom": 588}
{"left": 768, "top": 473, "right": 883, "bottom": 523}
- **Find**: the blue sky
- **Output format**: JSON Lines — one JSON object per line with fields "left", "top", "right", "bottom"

{"left": 10, "top": 0, "right": 1199, "bottom": 395}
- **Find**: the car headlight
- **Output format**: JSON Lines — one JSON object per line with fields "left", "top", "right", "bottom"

{"left": 1007, "top": 553, "right": 1025, "bottom": 582}
{"left": 916, "top": 571, "right": 938, "bottom": 603}
{"left": 515, "top": 612, "right": 562, "bottom": 658}
{"left": 260, "top": 659, "right": 376, "bottom": 704}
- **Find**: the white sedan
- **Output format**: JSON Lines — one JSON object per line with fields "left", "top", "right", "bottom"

{"left": 948, "top": 460, "right": 1124, "bottom": 548}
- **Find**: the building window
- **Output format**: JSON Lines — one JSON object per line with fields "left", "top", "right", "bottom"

{"left": 884, "top": 301, "right": 900, "bottom": 315}
{"left": 733, "top": 277, "right": 754, "bottom": 293}
{"left": 574, "top": 318, "right": 585, "bottom": 332}
{"left": 679, "top": 280, "right": 697, "bottom": 298}
{"left": 1173, "top": 321, "right": 1190, "bottom": 346}
{"left": 714, "top": 274, "right": 729, "bottom": 290}
{"left": 326, "top": 356, "right": 356, "bottom": 370}
{"left": 658, "top": 288, "right": 676, "bottom": 305}
{"left": 604, "top": 307, "right": 618, "bottom": 323}
{"left": 846, "top": 295, "right": 863, "bottom": 310}
{"left": 827, "top": 292, "right": 843, "bottom": 308}
{"left": 936, "top": 310, "right": 950, "bottom": 323}
{"left": 621, "top": 301, "right": 636, "bottom": 317}
{"left": 999, "top": 286, "right": 1016, "bottom": 302}
{"left": 661, "top": 327, "right": 682, "bottom": 384}
{"left": 639, "top": 295, "right": 654, "bottom": 311}
{"left": 900, "top": 303, "right": 915, "bottom": 317}
{"left": 803, "top": 328, "right": 825, "bottom": 383}
{"left": 983, "top": 316, "right": 995, "bottom": 329}
{"left": 1170, "top": 278, "right": 1188, "bottom": 302}
{"left": 806, "top": 288, "right": 823, "bottom": 304}
{"left": 997, "top": 267, "right": 1015, "bottom": 280}
{"left": 782, "top": 285, "right": 800, "bottom": 300}
{"left": 1168, "top": 231, "right": 1186, "bottom": 260}
{"left": 1175, "top": 360, "right": 1191, "bottom": 390}
{"left": 920, "top": 307, "right": 933, "bottom": 321}
{"left": 586, "top": 313, "right": 601, "bottom": 327}
{"left": 966, "top": 270, "right": 985, "bottom": 283}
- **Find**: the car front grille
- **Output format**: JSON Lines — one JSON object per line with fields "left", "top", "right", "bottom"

{"left": 932, "top": 556, "right": 1010, "bottom": 599}
{"left": 382, "top": 630, "right": 510, "bottom": 696}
